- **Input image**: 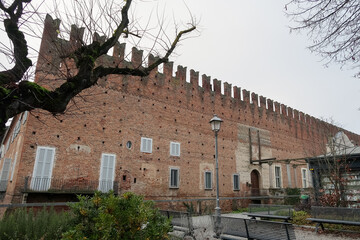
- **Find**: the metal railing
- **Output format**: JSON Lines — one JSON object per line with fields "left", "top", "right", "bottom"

{"left": 249, "top": 204, "right": 294, "bottom": 217}
{"left": 248, "top": 188, "right": 270, "bottom": 196}
{"left": 159, "top": 210, "right": 194, "bottom": 237}
{"left": 23, "top": 176, "right": 119, "bottom": 194}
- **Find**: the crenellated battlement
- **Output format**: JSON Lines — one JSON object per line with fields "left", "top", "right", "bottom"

{"left": 36, "top": 14, "right": 360, "bottom": 142}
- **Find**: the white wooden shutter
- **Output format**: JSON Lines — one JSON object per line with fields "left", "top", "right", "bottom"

{"left": 0, "top": 158, "right": 12, "bottom": 191}
{"left": 0, "top": 145, "right": 4, "bottom": 158}
{"left": 10, "top": 152, "right": 17, "bottom": 181}
{"left": 14, "top": 118, "right": 21, "bottom": 138}
{"left": 141, "top": 137, "right": 152, "bottom": 153}
{"left": 31, "top": 147, "right": 55, "bottom": 191}
{"left": 147, "top": 139, "right": 152, "bottom": 152}
{"left": 141, "top": 138, "right": 146, "bottom": 152}
{"left": 170, "top": 142, "right": 180, "bottom": 156}
{"left": 99, "top": 154, "right": 116, "bottom": 192}
{"left": 22, "top": 111, "right": 28, "bottom": 124}
{"left": 302, "top": 169, "right": 307, "bottom": 188}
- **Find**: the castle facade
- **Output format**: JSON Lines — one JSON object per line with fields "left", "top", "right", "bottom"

{"left": 1, "top": 15, "right": 359, "bottom": 214}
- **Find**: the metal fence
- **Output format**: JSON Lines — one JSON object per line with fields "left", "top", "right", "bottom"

{"left": 249, "top": 204, "right": 294, "bottom": 217}
{"left": 312, "top": 206, "right": 360, "bottom": 221}
{"left": 0, "top": 194, "right": 300, "bottom": 220}
{"left": 153, "top": 194, "right": 294, "bottom": 215}
{"left": 159, "top": 210, "right": 194, "bottom": 236}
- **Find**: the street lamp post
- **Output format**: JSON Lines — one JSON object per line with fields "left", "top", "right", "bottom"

{"left": 209, "top": 114, "right": 223, "bottom": 238}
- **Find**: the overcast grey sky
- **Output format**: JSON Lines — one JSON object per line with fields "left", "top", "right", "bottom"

{"left": 1, "top": 0, "right": 359, "bottom": 134}
{"left": 144, "top": 0, "right": 360, "bottom": 134}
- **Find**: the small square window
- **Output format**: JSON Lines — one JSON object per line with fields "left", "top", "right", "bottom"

{"left": 140, "top": 137, "right": 152, "bottom": 153}
{"left": 233, "top": 174, "right": 240, "bottom": 190}
{"left": 205, "top": 171, "right": 212, "bottom": 189}
{"left": 170, "top": 168, "right": 179, "bottom": 188}
{"left": 170, "top": 142, "right": 180, "bottom": 156}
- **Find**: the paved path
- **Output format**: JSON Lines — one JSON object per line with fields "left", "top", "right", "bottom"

{"left": 184, "top": 213, "right": 360, "bottom": 240}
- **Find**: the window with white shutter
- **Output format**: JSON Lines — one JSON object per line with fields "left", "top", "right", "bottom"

{"left": 0, "top": 158, "right": 12, "bottom": 191}
{"left": 0, "top": 145, "right": 4, "bottom": 159}
{"left": 170, "top": 142, "right": 180, "bottom": 156}
{"left": 233, "top": 174, "right": 240, "bottom": 190}
{"left": 5, "top": 140, "right": 9, "bottom": 153}
{"left": 301, "top": 168, "right": 308, "bottom": 188}
{"left": 169, "top": 168, "right": 179, "bottom": 188}
{"left": 99, "top": 153, "right": 116, "bottom": 192}
{"left": 22, "top": 111, "right": 28, "bottom": 124}
{"left": 14, "top": 118, "right": 21, "bottom": 138}
{"left": 10, "top": 152, "right": 17, "bottom": 182}
{"left": 30, "top": 147, "right": 55, "bottom": 191}
{"left": 140, "top": 137, "right": 152, "bottom": 153}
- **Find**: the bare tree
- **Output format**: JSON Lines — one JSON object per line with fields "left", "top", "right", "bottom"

{"left": 0, "top": 0, "right": 196, "bottom": 136}
{"left": 308, "top": 126, "right": 358, "bottom": 207}
{"left": 286, "top": 1, "right": 360, "bottom": 76}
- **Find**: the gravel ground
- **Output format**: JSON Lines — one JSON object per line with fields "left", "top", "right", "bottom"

{"left": 294, "top": 227, "right": 360, "bottom": 240}
{"left": 172, "top": 213, "right": 360, "bottom": 240}
{"left": 295, "top": 227, "right": 360, "bottom": 240}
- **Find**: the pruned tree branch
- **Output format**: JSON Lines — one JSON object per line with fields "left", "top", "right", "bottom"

{"left": 0, "top": 0, "right": 196, "bottom": 135}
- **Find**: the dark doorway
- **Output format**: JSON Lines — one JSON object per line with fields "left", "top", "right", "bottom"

{"left": 250, "top": 170, "right": 261, "bottom": 204}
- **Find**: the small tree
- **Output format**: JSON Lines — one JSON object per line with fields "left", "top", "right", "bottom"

{"left": 62, "top": 191, "right": 172, "bottom": 240}
{"left": 310, "top": 131, "right": 356, "bottom": 207}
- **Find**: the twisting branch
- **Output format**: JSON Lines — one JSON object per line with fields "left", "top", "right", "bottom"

{"left": 0, "top": 0, "right": 197, "bottom": 136}
{"left": 0, "top": 0, "right": 32, "bottom": 85}
{"left": 287, "top": 0, "right": 360, "bottom": 76}
{"left": 94, "top": 25, "right": 196, "bottom": 78}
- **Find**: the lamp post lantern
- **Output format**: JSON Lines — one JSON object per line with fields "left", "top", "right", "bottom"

{"left": 209, "top": 114, "right": 223, "bottom": 238}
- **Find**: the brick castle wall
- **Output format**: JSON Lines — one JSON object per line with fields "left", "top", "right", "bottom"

{"left": 2, "top": 15, "right": 360, "bottom": 208}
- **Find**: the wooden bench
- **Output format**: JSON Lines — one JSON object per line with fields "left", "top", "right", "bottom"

{"left": 247, "top": 204, "right": 293, "bottom": 222}
{"left": 307, "top": 206, "right": 360, "bottom": 232}
{"left": 215, "top": 216, "right": 296, "bottom": 240}
{"left": 159, "top": 210, "right": 194, "bottom": 237}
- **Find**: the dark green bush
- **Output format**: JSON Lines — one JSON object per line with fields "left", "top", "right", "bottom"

{"left": 291, "top": 210, "right": 312, "bottom": 225}
{"left": 62, "top": 191, "right": 172, "bottom": 240}
{"left": 232, "top": 207, "right": 248, "bottom": 213}
{"left": 284, "top": 188, "right": 301, "bottom": 205}
{"left": 0, "top": 207, "right": 72, "bottom": 240}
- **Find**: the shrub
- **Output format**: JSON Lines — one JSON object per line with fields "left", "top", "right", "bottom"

{"left": 284, "top": 188, "right": 301, "bottom": 205}
{"left": 0, "top": 207, "right": 72, "bottom": 240}
{"left": 62, "top": 191, "right": 172, "bottom": 240}
{"left": 183, "top": 202, "right": 195, "bottom": 215}
{"left": 232, "top": 207, "right": 248, "bottom": 213}
{"left": 291, "top": 210, "right": 312, "bottom": 226}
